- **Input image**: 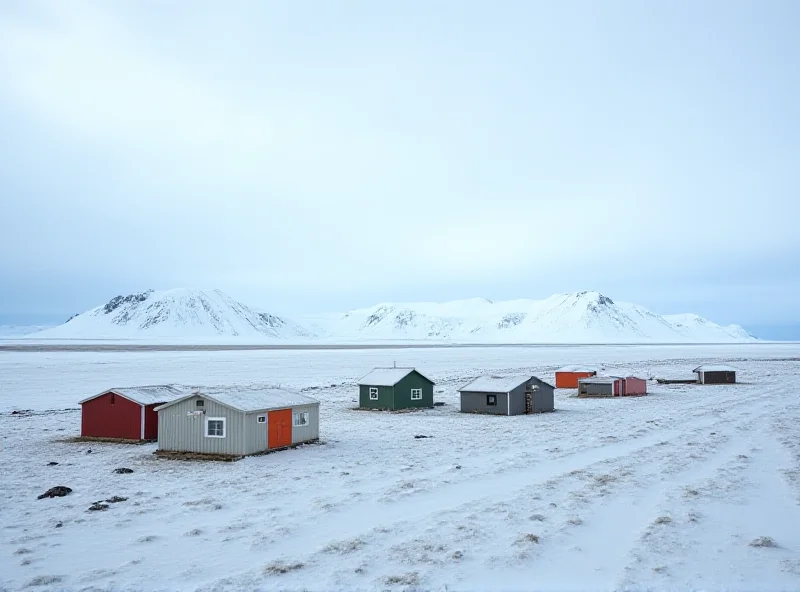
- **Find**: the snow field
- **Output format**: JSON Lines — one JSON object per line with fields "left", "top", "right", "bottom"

{"left": 1, "top": 344, "right": 799, "bottom": 591}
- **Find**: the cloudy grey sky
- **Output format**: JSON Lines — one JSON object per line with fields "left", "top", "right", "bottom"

{"left": 1, "top": 0, "right": 798, "bottom": 332}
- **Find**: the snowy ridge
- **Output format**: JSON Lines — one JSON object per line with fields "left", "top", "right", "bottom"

{"left": 0, "top": 324, "right": 54, "bottom": 337}
{"left": 312, "top": 291, "right": 755, "bottom": 343}
{"left": 25, "top": 289, "right": 755, "bottom": 343}
{"left": 30, "top": 289, "right": 314, "bottom": 340}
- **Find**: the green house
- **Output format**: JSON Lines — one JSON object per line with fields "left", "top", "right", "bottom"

{"left": 357, "top": 367, "right": 435, "bottom": 410}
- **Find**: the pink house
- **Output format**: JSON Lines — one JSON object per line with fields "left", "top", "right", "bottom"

{"left": 578, "top": 376, "right": 647, "bottom": 398}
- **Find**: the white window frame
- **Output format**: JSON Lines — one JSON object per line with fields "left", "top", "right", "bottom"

{"left": 487, "top": 394, "right": 497, "bottom": 406}
{"left": 410, "top": 388, "right": 422, "bottom": 400}
{"left": 369, "top": 387, "right": 379, "bottom": 400}
{"left": 257, "top": 415, "right": 266, "bottom": 424}
{"left": 205, "top": 417, "right": 226, "bottom": 438}
{"left": 293, "top": 411, "right": 309, "bottom": 427}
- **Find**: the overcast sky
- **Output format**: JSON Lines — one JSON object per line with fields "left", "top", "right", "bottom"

{"left": 1, "top": 0, "right": 798, "bottom": 328}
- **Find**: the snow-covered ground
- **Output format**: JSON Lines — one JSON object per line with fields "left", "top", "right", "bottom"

{"left": 1, "top": 344, "right": 799, "bottom": 591}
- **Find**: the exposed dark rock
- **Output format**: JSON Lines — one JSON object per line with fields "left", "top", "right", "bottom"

{"left": 750, "top": 536, "right": 778, "bottom": 548}
{"left": 38, "top": 486, "right": 72, "bottom": 499}
{"left": 413, "top": 435, "right": 431, "bottom": 439}
{"left": 114, "top": 468, "right": 134, "bottom": 474}
{"left": 47, "top": 462, "right": 59, "bottom": 466}
{"left": 103, "top": 290, "right": 153, "bottom": 314}
{"left": 105, "top": 496, "right": 128, "bottom": 503}
{"left": 88, "top": 502, "right": 109, "bottom": 512}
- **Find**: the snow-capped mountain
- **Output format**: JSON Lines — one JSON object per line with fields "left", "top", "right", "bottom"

{"left": 30, "top": 289, "right": 314, "bottom": 340}
{"left": 309, "top": 291, "right": 755, "bottom": 343}
{"left": 25, "top": 289, "right": 755, "bottom": 343}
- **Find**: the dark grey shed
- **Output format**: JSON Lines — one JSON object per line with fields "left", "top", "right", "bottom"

{"left": 578, "top": 376, "right": 618, "bottom": 397}
{"left": 694, "top": 365, "right": 737, "bottom": 384}
{"left": 458, "top": 375, "right": 554, "bottom": 415}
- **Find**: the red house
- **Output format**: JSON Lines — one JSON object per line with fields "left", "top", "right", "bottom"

{"left": 578, "top": 376, "right": 647, "bottom": 398}
{"left": 79, "top": 385, "right": 186, "bottom": 441}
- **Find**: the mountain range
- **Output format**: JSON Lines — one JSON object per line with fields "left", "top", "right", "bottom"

{"left": 30, "top": 289, "right": 312, "bottom": 340}
{"left": 23, "top": 288, "right": 755, "bottom": 343}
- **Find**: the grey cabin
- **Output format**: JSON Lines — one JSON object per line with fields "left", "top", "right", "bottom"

{"left": 694, "top": 365, "right": 737, "bottom": 385}
{"left": 154, "top": 387, "right": 320, "bottom": 457}
{"left": 357, "top": 367, "right": 435, "bottom": 410}
{"left": 577, "top": 376, "right": 619, "bottom": 397}
{"left": 458, "top": 375, "right": 555, "bottom": 415}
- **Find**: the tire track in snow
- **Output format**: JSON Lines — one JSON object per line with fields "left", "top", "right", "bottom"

{"left": 315, "top": 382, "right": 777, "bottom": 511}
{"left": 242, "top": 392, "right": 786, "bottom": 590}
{"left": 616, "top": 404, "right": 800, "bottom": 590}
{"left": 253, "top": 396, "right": 781, "bottom": 563}
{"left": 466, "top": 424, "right": 757, "bottom": 591}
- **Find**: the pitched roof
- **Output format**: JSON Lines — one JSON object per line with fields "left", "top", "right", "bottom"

{"left": 459, "top": 374, "right": 550, "bottom": 393}
{"left": 155, "top": 387, "right": 319, "bottom": 414}
{"left": 578, "top": 376, "right": 620, "bottom": 385}
{"left": 579, "top": 375, "right": 645, "bottom": 385}
{"left": 80, "top": 385, "right": 188, "bottom": 406}
{"left": 693, "top": 364, "right": 737, "bottom": 372}
{"left": 357, "top": 367, "right": 434, "bottom": 387}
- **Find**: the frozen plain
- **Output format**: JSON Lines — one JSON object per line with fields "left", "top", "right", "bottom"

{"left": 1, "top": 343, "right": 800, "bottom": 592}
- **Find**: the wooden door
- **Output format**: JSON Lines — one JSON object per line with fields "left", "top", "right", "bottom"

{"left": 268, "top": 409, "right": 292, "bottom": 449}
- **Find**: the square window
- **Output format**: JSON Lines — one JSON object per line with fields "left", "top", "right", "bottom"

{"left": 410, "top": 388, "right": 422, "bottom": 400}
{"left": 293, "top": 411, "right": 309, "bottom": 427}
{"left": 487, "top": 395, "right": 497, "bottom": 406}
{"left": 369, "top": 387, "right": 379, "bottom": 400}
{"left": 257, "top": 415, "right": 266, "bottom": 424}
{"left": 206, "top": 417, "right": 225, "bottom": 438}
{"left": 196, "top": 400, "right": 204, "bottom": 407}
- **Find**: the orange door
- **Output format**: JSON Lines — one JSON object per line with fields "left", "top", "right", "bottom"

{"left": 268, "top": 409, "right": 292, "bottom": 449}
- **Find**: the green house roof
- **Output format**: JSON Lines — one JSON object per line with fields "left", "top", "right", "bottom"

{"left": 357, "top": 367, "right": 434, "bottom": 386}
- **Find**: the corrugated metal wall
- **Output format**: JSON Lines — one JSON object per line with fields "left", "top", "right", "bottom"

{"left": 157, "top": 396, "right": 246, "bottom": 455}
{"left": 460, "top": 391, "right": 510, "bottom": 415}
{"left": 623, "top": 378, "right": 648, "bottom": 395}
{"left": 579, "top": 382, "right": 614, "bottom": 397}
{"left": 243, "top": 411, "right": 268, "bottom": 455}
{"left": 158, "top": 396, "right": 320, "bottom": 456}
{"left": 143, "top": 404, "right": 160, "bottom": 440}
{"left": 555, "top": 371, "right": 595, "bottom": 388}
{"left": 532, "top": 383, "right": 555, "bottom": 412}
{"left": 700, "top": 371, "right": 736, "bottom": 384}
{"left": 508, "top": 384, "right": 527, "bottom": 415}
{"left": 81, "top": 393, "right": 142, "bottom": 440}
{"left": 290, "top": 404, "right": 320, "bottom": 444}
